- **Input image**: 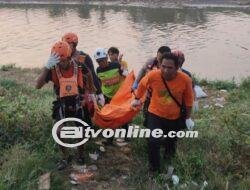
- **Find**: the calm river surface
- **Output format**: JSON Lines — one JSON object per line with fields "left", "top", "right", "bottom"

{"left": 0, "top": 2, "right": 250, "bottom": 80}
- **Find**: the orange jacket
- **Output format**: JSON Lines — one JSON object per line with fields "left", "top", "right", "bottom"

{"left": 50, "top": 64, "right": 84, "bottom": 90}
{"left": 135, "top": 70, "right": 194, "bottom": 120}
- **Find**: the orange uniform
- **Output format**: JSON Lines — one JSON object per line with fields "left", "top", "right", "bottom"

{"left": 50, "top": 64, "right": 84, "bottom": 89}
{"left": 46, "top": 63, "right": 84, "bottom": 98}
{"left": 136, "top": 70, "right": 194, "bottom": 120}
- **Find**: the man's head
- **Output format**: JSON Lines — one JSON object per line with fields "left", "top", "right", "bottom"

{"left": 94, "top": 48, "right": 108, "bottom": 68}
{"left": 157, "top": 46, "right": 171, "bottom": 63}
{"left": 62, "top": 32, "right": 78, "bottom": 54}
{"left": 108, "top": 47, "right": 119, "bottom": 62}
{"left": 160, "top": 52, "right": 179, "bottom": 81}
{"left": 172, "top": 50, "right": 185, "bottom": 68}
{"left": 51, "top": 41, "right": 72, "bottom": 70}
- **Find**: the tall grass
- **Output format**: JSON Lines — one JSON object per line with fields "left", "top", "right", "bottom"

{"left": 0, "top": 76, "right": 249, "bottom": 189}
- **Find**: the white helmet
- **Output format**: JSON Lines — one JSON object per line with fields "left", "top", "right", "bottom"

{"left": 94, "top": 48, "right": 107, "bottom": 60}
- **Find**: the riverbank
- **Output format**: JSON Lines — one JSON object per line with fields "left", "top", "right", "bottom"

{"left": 0, "top": 65, "right": 249, "bottom": 189}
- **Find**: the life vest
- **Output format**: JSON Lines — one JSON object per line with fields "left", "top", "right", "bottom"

{"left": 55, "top": 62, "right": 79, "bottom": 98}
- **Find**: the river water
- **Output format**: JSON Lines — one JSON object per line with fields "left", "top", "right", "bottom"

{"left": 0, "top": 2, "right": 250, "bottom": 80}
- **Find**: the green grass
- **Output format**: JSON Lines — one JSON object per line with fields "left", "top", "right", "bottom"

{"left": 127, "top": 77, "right": 250, "bottom": 189}
{"left": 193, "top": 75, "right": 237, "bottom": 90}
{"left": 0, "top": 76, "right": 249, "bottom": 189}
{"left": 0, "top": 64, "right": 16, "bottom": 72}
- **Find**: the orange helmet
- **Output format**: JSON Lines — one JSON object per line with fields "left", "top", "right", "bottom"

{"left": 51, "top": 41, "right": 72, "bottom": 60}
{"left": 172, "top": 50, "right": 185, "bottom": 65}
{"left": 62, "top": 32, "right": 78, "bottom": 44}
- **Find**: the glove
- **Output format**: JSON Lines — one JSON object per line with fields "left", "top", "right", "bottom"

{"left": 131, "top": 81, "right": 139, "bottom": 91}
{"left": 185, "top": 118, "right": 194, "bottom": 130}
{"left": 122, "top": 69, "right": 129, "bottom": 77}
{"left": 96, "top": 93, "right": 105, "bottom": 107}
{"left": 45, "top": 53, "right": 60, "bottom": 69}
{"left": 131, "top": 99, "right": 141, "bottom": 108}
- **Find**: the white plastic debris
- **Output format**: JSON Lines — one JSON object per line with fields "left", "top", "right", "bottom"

{"left": 215, "top": 103, "right": 224, "bottom": 108}
{"left": 95, "top": 141, "right": 103, "bottom": 145}
{"left": 89, "top": 152, "right": 99, "bottom": 161}
{"left": 88, "top": 164, "right": 98, "bottom": 171}
{"left": 203, "top": 105, "right": 210, "bottom": 109}
{"left": 200, "top": 180, "right": 208, "bottom": 190}
{"left": 216, "top": 97, "right": 225, "bottom": 102}
{"left": 194, "top": 85, "right": 208, "bottom": 98}
{"left": 220, "top": 89, "right": 228, "bottom": 93}
{"left": 99, "top": 146, "right": 106, "bottom": 152}
{"left": 165, "top": 166, "right": 174, "bottom": 179}
{"left": 172, "top": 175, "right": 179, "bottom": 185}
{"left": 116, "top": 138, "right": 125, "bottom": 143}
{"left": 121, "top": 175, "right": 128, "bottom": 179}
{"left": 72, "top": 165, "right": 87, "bottom": 173}
{"left": 116, "top": 142, "right": 128, "bottom": 147}
{"left": 70, "top": 180, "right": 78, "bottom": 185}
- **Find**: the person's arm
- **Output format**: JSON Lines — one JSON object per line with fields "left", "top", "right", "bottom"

{"left": 183, "top": 77, "right": 195, "bottom": 130}
{"left": 95, "top": 68, "right": 105, "bottom": 106}
{"left": 120, "top": 60, "right": 129, "bottom": 76}
{"left": 36, "top": 53, "right": 60, "bottom": 89}
{"left": 132, "top": 58, "right": 154, "bottom": 90}
{"left": 135, "top": 73, "right": 150, "bottom": 99}
{"left": 131, "top": 73, "right": 150, "bottom": 107}
{"left": 36, "top": 68, "right": 50, "bottom": 89}
{"left": 183, "top": 77, "right": 194, "bottom": 114}
{"left": 84, "top": 67, "right": 97, "bottom": 93}
{"left": 84, "top": 54, "right": 102, "bottom": 94}
{"left": 185, "top": 106, "right": 192, "bottom": 119}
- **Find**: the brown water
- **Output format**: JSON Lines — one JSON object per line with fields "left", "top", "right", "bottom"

{"left": 0, "top": 3, "right": 250, "bottom": 80}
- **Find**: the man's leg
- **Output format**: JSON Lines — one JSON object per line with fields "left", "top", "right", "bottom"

{"left": 143, "top": 97, "right": 150, "bottom": 127}
{"left": 53, "top": 101, "right": 72, "bottom": 170}
{"left": 75, "top": 107, "right": 85, "bottom": 164}
{"left": 83, "top": 106, "right": 92, "bottom": 126}
{"left": 147, "top": 112, "right": 163, "bottom": 171}
{"left": 163, "top": 119, "right": 180, "bottom": 161}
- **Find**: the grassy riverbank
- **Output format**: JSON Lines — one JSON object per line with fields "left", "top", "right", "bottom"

{"left": 0, "top": 65, "right": 249, "bottom": 189}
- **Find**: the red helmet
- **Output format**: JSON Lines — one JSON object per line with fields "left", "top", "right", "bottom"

{"left": 62, "top": 32, "right": 78, "bottom": 44}
{"left": 51, "top": 41, "right": 72, "bottom": 60}
{"left": 172, "top": 50, "right": 185, "bottom": 65}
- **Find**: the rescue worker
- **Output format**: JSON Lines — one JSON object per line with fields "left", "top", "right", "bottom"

{"left": 36, "top": 41, "right": 86, "bottom": 170}
{"left": 94, "top": 47, "right": 128, "bottom": 145}
{"left": 172, "top": 50, "right": 192, "bottom": 78}
{"left": 132, "top": 46, "right": 171, "bottom": 127}
{"left": 131, "top": 52, "right": 195, "bottom": 172}
{"left": 108, "top": 46, "right": 129, "bottom": 77}
{"left": 62, "top": 32, "right": 104, "bottom": 124}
